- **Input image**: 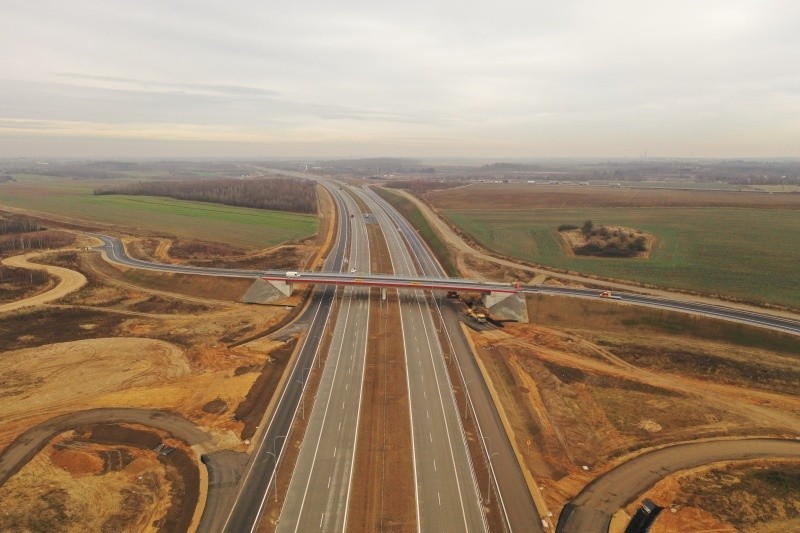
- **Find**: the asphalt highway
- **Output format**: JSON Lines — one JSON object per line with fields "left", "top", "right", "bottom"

{"left": 364, "top": 187, "right": 543, "bottom": 532}
{"left": 216, "top": 183, "right": 351, "bottom": 533}
{"left": 276, "top": 187, "right": 371, "bottom": 531}
{"left": 357, "top": 188, "right": 487, "bottom": 532}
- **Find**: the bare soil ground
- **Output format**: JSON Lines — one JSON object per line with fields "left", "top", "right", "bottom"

{"left": 0, "top": 338, "right": 189, "bottom": 427}
{"left": 629, "top": 459, "right": 800, "bottom": 532}
{"left": 425, "top": 183, "right": 800, "bottom": 210}
{"left": 347, "top": 222, "right": 416, "bottom": 532}
{"left": 0, "top": 236, "right": 324, "bottom": 530}
{"left": 467, "top": 295, "right": 800, "bottom": 518}
{"left": 0, "top": 423, "right": 199, "bottom": 533}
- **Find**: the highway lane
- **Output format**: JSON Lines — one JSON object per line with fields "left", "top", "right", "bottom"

{"left": 365, "top": 187, "right": 544, "bottom": 532}
{"left": 357, "top": 188, "right": 487, "bottom": 532}
{"left": 217, "top": 183, "right": 351, "bottom": 533}
{"left": 276, "top": 187, "right": 371, "bottom": 531}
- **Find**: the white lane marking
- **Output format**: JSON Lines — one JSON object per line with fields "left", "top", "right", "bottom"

{"left": 434, "top": 460, "right": 437, "bottom": 472}
{"left": 320, "top": 513, "right": 325, "bottom": 528}
{"left": 328, "top": 477, "right": 331, "bottom": 488}
{"left": 438, "top": 492, "right": 441, "bottom": 506}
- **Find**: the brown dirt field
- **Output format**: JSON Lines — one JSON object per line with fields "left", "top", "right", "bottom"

{"left": 0, "top": 338, "right": 190, "bottom": 427}
{"left": 0, "top": 422, "right": 200, "bottom": 533}
{"left": 629, "top": 459, "right": 800, "bottom": 532}
{"left": 425, "top": 183, "right": 800, "bottom": 210}
{"left": 347, "top": 221, "right": 416, "bottom": 532}
{"left": 467, "top": 303, "right": 800, "bottom": 516}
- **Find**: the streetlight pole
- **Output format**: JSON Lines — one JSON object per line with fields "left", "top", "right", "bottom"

{"left": 269, "top": 434, "right": 288, "bottom": 501}
{"left": 482, "top": 436, "right": 498, "bottom": 505}
{"left": 463, "top": 379, "right": 473, "bottom": 420}
{"left": 297, "top": 367, "right": 311, "bottom": 419}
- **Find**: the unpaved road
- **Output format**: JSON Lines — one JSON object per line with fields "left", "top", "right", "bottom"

{"left": 556, "top": 438, "right": 800, "bottom": 533}
{"left": 0, "top": 252, "right": 87, "bottom": 313}
{"left": 0, "top": 407, "right": 210, "bottom": 486}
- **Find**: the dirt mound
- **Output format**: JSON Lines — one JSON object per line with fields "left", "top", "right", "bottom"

{"left": 0, "top": 338, "right": 189, "bottom": 425}
{"left": 202, "top": 399, "right": 229, "bottom": 415}
{"left": 50, "top": 445, "right": 104, "bottom": 476}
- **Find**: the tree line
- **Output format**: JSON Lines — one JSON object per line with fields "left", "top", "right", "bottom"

{"left": 1, "top": 217, "right": 45, "bottom": 235}
{"left": 95, "top": 177, "right": 318, "bottom": 214}
{"left": 0, "top": 231, "right": 74, "bottom": 252}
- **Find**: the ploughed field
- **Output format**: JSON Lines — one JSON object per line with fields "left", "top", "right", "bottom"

{"left": 424, "top": 184, "right": 800, "bottom": 309}
{"left": 0, "top": 175, "right": 318, "bottom": 248}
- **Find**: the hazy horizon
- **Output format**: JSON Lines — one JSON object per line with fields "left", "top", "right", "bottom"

{"left": 2, "top": 1, "right": 799, "bottom": 159}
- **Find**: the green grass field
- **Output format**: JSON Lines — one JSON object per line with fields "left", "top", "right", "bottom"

{"left": 0, "top": 175, "right": 318, "bottom": 248}
{"left": 444, "top": 207, "right": 800, "bottom": 309}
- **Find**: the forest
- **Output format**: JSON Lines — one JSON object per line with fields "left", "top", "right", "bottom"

{"left": 95, "top": 177, "right": 317, "bottom": 214}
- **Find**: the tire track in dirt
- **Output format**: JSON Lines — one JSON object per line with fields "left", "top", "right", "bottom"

{"left": 494, "top": 330, "right": 800, "bottom": 433}
{"left": 0, "top": 252, "right": 87, "bottom": 313}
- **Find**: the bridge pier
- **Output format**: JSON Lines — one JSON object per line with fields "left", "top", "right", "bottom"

{"left": 242, "top": 279, "right": 293, "bottom": 304}
{"left": 483, "top": 291, "right": 529, "bottom": 322}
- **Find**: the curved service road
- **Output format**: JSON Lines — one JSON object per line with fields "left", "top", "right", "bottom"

{"left": 0, "top": 407, "right": 210, "bottom": 486}
{"left": 0, "top": 252, "right": 87, "bottom": 313}
{"left": 556, "top": 438, "right": 800, "bottom": 533}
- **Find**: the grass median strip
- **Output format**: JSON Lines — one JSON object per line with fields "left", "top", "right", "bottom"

{"left": 372, "top": 187, "right": 458, "bottom": 277}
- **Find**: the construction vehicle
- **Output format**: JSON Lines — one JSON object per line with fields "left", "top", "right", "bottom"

{"left": 466, "top": 307, "right": 487, "bottom": 323}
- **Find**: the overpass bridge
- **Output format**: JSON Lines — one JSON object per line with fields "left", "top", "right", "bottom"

{"left": 260, "top": 271, "right": 521, "bottom": 294}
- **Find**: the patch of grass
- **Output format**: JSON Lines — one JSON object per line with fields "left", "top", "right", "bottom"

{"left": 527, "top": 293, "right": 800, "bottom": 355}
{"left": 373, "top": 187, "right": 458, "bottom": 277}
{"left": 0, "top": 176, "right": 318, "bottom": 249}
{"left": 445, "top": 207, "right": 800, "bottom": 308}
{"left": 679, "top": 463, "right": 800, "bottom": 529}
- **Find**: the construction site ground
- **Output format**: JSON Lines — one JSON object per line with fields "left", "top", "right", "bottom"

{"left": 629, "top": 458, "right": 800, "bottom": 532}
{"left": 0, "top": 196, "right": 333, "bottom": 532}
{"left": 465, "top": 293, "right": 800, "bottom": 529}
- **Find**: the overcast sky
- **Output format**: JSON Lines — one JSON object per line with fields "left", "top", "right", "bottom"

{"left": 1, "top": 0, "right": 799, "bottom": 159}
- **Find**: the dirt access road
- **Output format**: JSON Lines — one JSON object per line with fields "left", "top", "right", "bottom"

{"left": 0, "top": 407, "right": 210, "bottom": 486}
{"left": 556, "top": 438, "right": 800, "bottom": 533}
{"left": 0, "top": 251, "right": 87, "bottom": 313}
